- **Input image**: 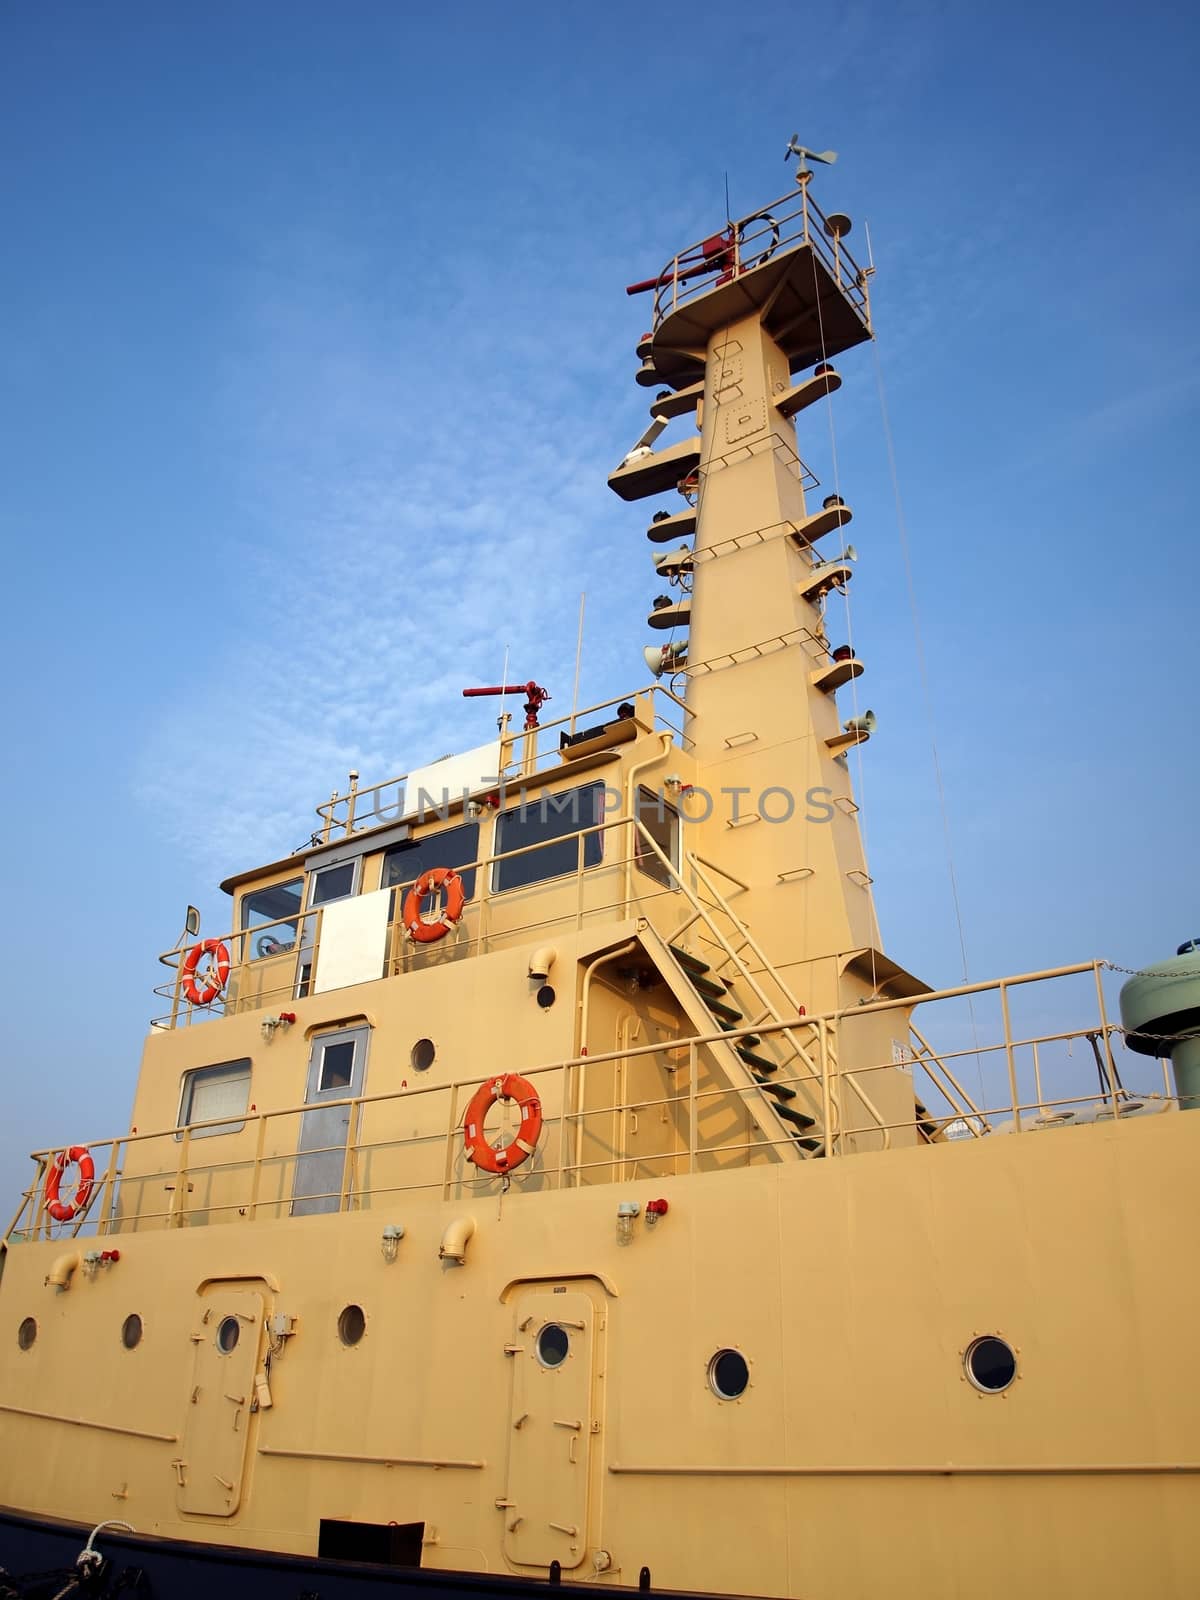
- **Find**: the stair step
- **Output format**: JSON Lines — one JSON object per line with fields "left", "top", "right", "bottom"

{"left": 774, "top": 1103, "right": 817, "bottom": 1131}
{"left": 735, "top": 1045, "right": 775, "bottom": 1072}
{"left": 795, "top": 1136, "right": 825, "bottom": 1154}
{"left": 690, "top": 972, "right": 731, "bottom": 1001}
{"left": 668, "top": 944, "right": 710, "bottom": 976}
{"left": 704, "top": 996, "right": 744, "bottom": 1024}
{"left": 757, "top": 1079, "right": 797, "bottom": 1102}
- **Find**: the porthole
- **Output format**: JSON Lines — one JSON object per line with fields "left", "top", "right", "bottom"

{"left": 216, "top": 1316, "right": 241, "bottom": 1354}
{"left": 411, "top": 1038, "right": 436, "bottom": 1072}
{"left": 121, "top": 1314, "right": 143, "bottom": 1350}
{"left": 17, "top": 1317, "right": 37, "bottom": 1352}
{"left": 338, "top": 1303, "right": 366, "bottom": 1346}
{"left": 964, "top": 1335, "right": 1017, "bottom": 1393}
{"left": 708, "top": 1348, "right": 750, "bottom": 1400}
{"left": 536, "top": 1323, "right": 570, "bottom": 1368}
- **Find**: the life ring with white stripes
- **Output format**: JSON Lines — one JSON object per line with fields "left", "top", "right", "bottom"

{"left": 463, "top": 1074, "right": 543, "bottom": 1174}
{"left": 403, "top": 867, "right": 465, "bottom": 944}
{"left": 181, "top": 939, "right": 231, "bottom": 1006}
{"left": 44, "top": 1146, "right": 95, "bottom": 1223}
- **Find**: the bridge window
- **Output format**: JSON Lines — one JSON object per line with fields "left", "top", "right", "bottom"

{"left": 382, "top": 820, "right": 480, "bottom": 901}
{"left": 178, "top": 1058, "right": 252, "bottom": 1138}
{"left": 493, "top": 782, "right": 605, "bottom": 893}
{"left": 634, "top": 787, "right": 679, "bottom": 887}
{"left": 241, "top": 877, "right": 303, "bottom": 960}
{"left": 309, "top": 859, "right": 358, "bottom": 907}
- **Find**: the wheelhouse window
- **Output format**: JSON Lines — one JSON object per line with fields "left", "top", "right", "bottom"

{"left": 493, "top": 782, "right": 605, "bottom": 893}
{"left": 382, "top": 819, "right": 480, "bottom": 901}
{"left": 241, "top": 877, "right": 303, "bottom": 960}
{"left": 178, "top": 1059, "right": 251, "bottom": 1138}
{"left": 634, "top": 786, "right": 680, "bottom": 887}
{"left": 309, "top": 859, "right": 358, "bottom": 908}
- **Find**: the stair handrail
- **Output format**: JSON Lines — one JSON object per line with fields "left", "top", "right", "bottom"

{"left": 684, "top": 851, "right": 891, "bottom": 1149}
{"left": 907, "top": 1023, "right": 991, "bottom": 1135}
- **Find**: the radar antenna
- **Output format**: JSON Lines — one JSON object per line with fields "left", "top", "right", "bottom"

{"left": 784, "top": 135, "right": 838, "bottom": 177}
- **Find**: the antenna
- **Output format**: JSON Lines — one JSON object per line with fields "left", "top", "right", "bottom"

{"left": 784, "top": 135, "right": 838, "bottom": 177}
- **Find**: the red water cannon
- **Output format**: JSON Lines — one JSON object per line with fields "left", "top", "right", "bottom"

{"left": 462, "top": 681, "right": 551, "bottom": 730}
{"left": 626, "top": 229, "right": 735, "bottom": 296}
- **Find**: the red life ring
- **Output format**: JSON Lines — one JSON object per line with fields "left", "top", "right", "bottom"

{"left": 44, "top": 1146, "right": 95, "bottom": 1223}
{"left": 181, "top": 939, "right": 231, "bottom": 1005}
{"left": 463, "top": 1074, "right": 543, "bottom": 1174}
{"left": 403, "top": 867, "right": 465, "bottom": 944}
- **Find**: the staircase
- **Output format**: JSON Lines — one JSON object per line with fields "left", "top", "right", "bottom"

{"left": 667, "top": 941, "right": 824, "bottom": 1154}
{"left": 631, "top": 824, "right": 894, "bottom": 1159}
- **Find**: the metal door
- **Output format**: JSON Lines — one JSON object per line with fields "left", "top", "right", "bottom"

{"left": 292, "top": 1025, "right": 370, "bottom": 1215}
{"left": 502, "top": 1289, "right": 597, "bottom": 1570}
{"left": 177, "top": 1288, "right": 263, "bottom": 1516}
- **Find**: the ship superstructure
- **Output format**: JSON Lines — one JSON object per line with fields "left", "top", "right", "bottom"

{"left": 2, "top": 152, "right": 1198, "bottom": 1600}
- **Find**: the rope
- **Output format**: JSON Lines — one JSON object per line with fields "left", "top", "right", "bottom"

{"left": 869, "top": 336, "right": 988, "bottom": 1102}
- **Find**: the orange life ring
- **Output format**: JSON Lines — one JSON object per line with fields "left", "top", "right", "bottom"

{"left": 403, "top": 867, "right": 465, "bottom": 944}
{"left": 463, "top": 1074, "right": 543, "bottom": 1174}
{"left": 44, "top": 1146, "right": 95, "bottom": 1223}
{"left": 181, "top": 939, "right": 231, "bottom": 1005}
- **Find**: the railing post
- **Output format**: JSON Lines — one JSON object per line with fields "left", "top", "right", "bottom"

{"left": 1092, "top": 962, "right": 1121, "bottom": 1119}
{"left": 688, "top": 1040, "right": 698, "bottom": 1174}
{"left": 442, "top": 1081, "right": 461, "bottom": 1201}
{"left": 818, "top": 1020, "right": 833, "bottom": 1159}
{"left": 999, "top": 981, "right": 1021, "bottom": 1131}
{"left": 95, "top": 1141, "right": 122, "bottom": 1238}
{"left": 248, "top": 1111, "right": 268, "bottom": 1220}
{"left": 170, "top": 1127, "right": 192, "bottom": 1226}
{"left": 338, "top": 1099, "right": 362, "bottom": 1211}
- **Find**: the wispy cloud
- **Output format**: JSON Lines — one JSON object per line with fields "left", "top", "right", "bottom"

{"left": 134, "top": 216, "right": 639, "bottom": 886}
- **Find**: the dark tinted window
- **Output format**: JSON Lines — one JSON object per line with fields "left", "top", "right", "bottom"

{"left": 310, "top": 860, "right": 356, "bottom": 906}
{"left": 494, "top": 783, "right": 605, "bottom": 893}
{"left": 382, "top": 820, "right": 479, "bottom": 901}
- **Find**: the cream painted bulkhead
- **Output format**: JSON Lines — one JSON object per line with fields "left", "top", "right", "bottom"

{"left": 2, "top": 1115, "right": 1198, "bottom": 1596}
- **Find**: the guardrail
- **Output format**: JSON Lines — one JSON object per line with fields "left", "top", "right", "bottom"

{"left": 5, "top": 962, "right": 1176, "bottom": 1246}
{"left": 644, "top": 183, "right": 872, "bottom": 334}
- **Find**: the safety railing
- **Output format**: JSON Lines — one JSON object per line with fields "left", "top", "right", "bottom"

{"left": 645, "top": 184, "right": 872, "bottom": 334}
{"left": 152, "top": 808, "right": 687, "bottom": 1029}
{"left": 6, "top": 961, "right": 1177, "bottom": 1247}
{"left": 314, "top": 685, "right": 691, "bottom": 842}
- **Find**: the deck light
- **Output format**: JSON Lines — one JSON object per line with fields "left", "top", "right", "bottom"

{"left": 616, "top": 1201, "right": 640, "bottom": 1246}
{"left": 645, "top": 1198, "right": 669, "bottom": 1227}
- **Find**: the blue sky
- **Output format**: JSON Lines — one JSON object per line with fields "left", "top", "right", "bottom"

{"left": 1, "top": 0, "right": 1196, "bottom": 1198}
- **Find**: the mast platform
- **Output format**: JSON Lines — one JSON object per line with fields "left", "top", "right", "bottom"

{"left": 637, "top": 184, "right": 873, "bottom": 387}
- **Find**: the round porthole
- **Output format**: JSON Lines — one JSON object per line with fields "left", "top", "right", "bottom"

{"left": 17, "top": 1317, "right": 37, "bottom": 1352}
{"left": 121, "top": 1314, "right": 143, "bottom": 1350}
{"left": 411, "top": 1038, "right": 436, "bottom": 1072}
{"left": 708, "top": 1348, "right": 750, "bottom": 1399}
{"left": 338, "top": 1304, "right": 366, "bottom": 1346}
{"left": 964, "top": 1335, "right": 1017, "bottom": 1393}
{"left": 536, "top": 1323, "right": 570, "bottom": 1368}
{"left": 216, "top": 1316, "right": 241, "bottom": 1354}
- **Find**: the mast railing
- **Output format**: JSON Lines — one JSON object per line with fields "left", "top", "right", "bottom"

{"left": 644, "top": 185, "right": 871, "bottom": 333}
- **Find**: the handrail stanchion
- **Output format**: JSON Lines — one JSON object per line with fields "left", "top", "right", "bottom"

{"left": 1092, "top": 961, "right": 1121, "bottom": 1119}
{"left": 999, "top": 981, "right": 1021, "bottom": 1131}
{"left": 818, "top": 1019, "right": 833, "bottom": 1159}
{"left": 442, "top": 1081, "right": 461, "bottom": 1201}
{"left": 339, "top": 1099, "right": 362, "bottom": 1211}
{"left": 95, "top": 1141, "right": 122, "bottom": 1238}
{"left": 248, "top": 1111, "right": 268, "bottom": 1221}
